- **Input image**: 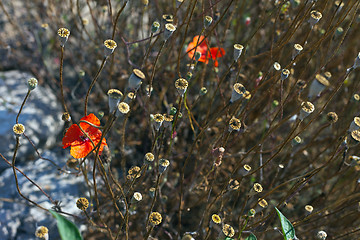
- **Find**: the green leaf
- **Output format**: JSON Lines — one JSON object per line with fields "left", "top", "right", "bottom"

{"left": 224, "top": 238, "right": 234, "bottom": 240}
{"left": 275, "top": 207, "right": 296, "bottom": 240}
{"left": 245, "top": 233, "right": 257, "bottom": 240}
{"left": 49, "top": 210, "right": 83, "bottom": 240}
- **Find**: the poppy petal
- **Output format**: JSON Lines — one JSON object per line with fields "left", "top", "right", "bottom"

{"left": 208, "top": 47, "right": 225, "bottom": 59}
{"left": 79, "top": 113, "right": 100, "bottom": 132}
{"left": 186, "top": 35, "right": 209, "bottom": 61}
{"left": 70, "top": 141, "right": 93, "bottom": 159}
{"left": 62, "top": 124, "right": 82, "bottom": 148}
{"left": 192, "top": 35, "right": 207, "bottom": 48}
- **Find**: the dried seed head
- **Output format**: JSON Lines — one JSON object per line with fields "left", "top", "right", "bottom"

{"left": 182, "top": 234, "right": 195, "bottom": 240}
{"left": 159, "top": 158, "right": 170, "bottom": 173}
{"left": 316, "top": 230, "right": 327, "bottom": 240}
{"left": 149, "top": 187, "right": 156, "bottom": 198}
{"left": 239, "top": 164, "right": 251, "bottom": 176}
{"left": 104, "top": 39, "right": 117, "bottom": 57}
{"left": 58, "top": 28, "right": 70, "bottom": 46}
{"left": 175, "top": 78, "right": 188, "bottom": 96}
{"left": 35, "top": 226, "right": 49, "bottom": 240}
{"left": 308, "top": 74, "right": 329, "bottom": 99}
{"left": 305, "top": 205, "right": 314, "bottom": 214}
{"left": 296, "top": 80, "right": 307, "bottom": 91}
{"left": 326, "top": 112, "right": 338, "bottom": 124}
{"left": 153, "top": 113, "right": 164, "bottom": 130}
{"left": 248, "top": 208, "right": 256, "bottom": 217}
{"left": 334, "top": 0, "right": 344, "bottom": 10}
{"left": 353, "top": 94, "right": 360, "bottom": 102}
{"left": 210, "top": 214, "right": 222, "bottom": 227}
{"left": 127, "top": 166, "right": 141, "bottom": 179}
{"left": 13, "top": 123, "right": 25, "bottom": 136}
{"left": 200, "top": 87, "right": 208, "bottom": 95}
{"left": 194, "top": 51, "right": 202, "bottom": 61}
{"left": 292, "top": 43, "right": 303, "bottom": 59}
{"left": 281, "top": 69, "right": 290, "bottom": 80}
{"left": 145, "top": 152, "right": 155, "bottom": 163}
{"left": 183, "top": 72, "right": 192, "bottom": 82}
{"left": 149, "top": 212, "right": 162, "bottom": 226}
{"left": 299, "top": 101, "right": 315, "bottom": 120}
{"left": 41, "top": 23, "right": 49, "bottom": 29}
{"left": 229, "top": 117, "right": 241, "bottom": 132}
{"left": 132, "top": 192, "right": 143, "bottom": 203}
{"left": 164, "top": 23, "right": 176, "bottom": 40}
{"left": 292, "top": 136, "right": 302, "bottom": 146}
{"left": 230, "top": 83, "right": 246, "bottom": 103}
{"left": 162, "top": 14, "right": 174, "bottom": 24}
{"left": 66, "top": 158, "right": 78, "bottom": 169}
{"left": 253, "top": 183, "right": 263, "bottom": 192}
{"left": 27, "top": 77, "right": 38, "bottom": 91}
{"left": 117, "top": 102, "right": 130, "bottom": 116}
{"left": 128, "top": 69, "right": 145, "bottom": 91}
{"left": 222, "top": 224, "right": 235, "bottom": 237}
{"left": 324, "top": 71, "right": 332, "bottom": 80}
{"left": 258, "top": 198, "right": 268, "bottom": 208}
{"left": 233, "top": 44, "right": 244, "bottom": 61}
{"left": 349, "top": 116, "right": 360, "bottom": 132}
{"left": 126, "top": 92, "right": 136, "bottom": 103}
{"left": 204, "top": 16, "right": 213, "bottom": 28}
{"left": 243, "top": 90, "right": 251, "bottom": 100}
{"left": 349, "top": 155, "right": 360, "bottom": 166}
{"left": 273, "top": 62, "right": 281, "bottom": 71}
{"left": 62, "top": 112, "right": 71, "bottom": 122}
{"left": 228, "top": 179, "right": 240, "bottom": 190}
{"left": 163, "top": 113, "right": 174, "bottom": 129}
{"left": 351, "top": 52, "right": 360, "bottom": 70}
{"left": 107, "top": 89, "right": 123, "bottom": 113}
{"left": 309, "top": 10, "right": 322, "bottom": 27}
{"left": 76, "top": 197, "right": 89, "bottom": 211}
{"left": 349, "top": 130, "right": 360, "bottom": 147}
{"left": 176, "top": 0, "right": 184, "bottom": 8}
{"left": 151, "top": 21, "right": 160, "bottom": 33}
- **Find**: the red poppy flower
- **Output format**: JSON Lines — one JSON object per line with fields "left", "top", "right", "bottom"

{"left": 186, "top": 35, "right": 225, "bottom": 67}
{"left": 62, "top": 113, "right": 107, "bottom": 159}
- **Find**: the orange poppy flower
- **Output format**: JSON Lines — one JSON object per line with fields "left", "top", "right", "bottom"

{"left": 186, "top": 35, "right": 225, "bottom": 67}
{"left": 62, "top": 113, "right": 107, "bottom": 159}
